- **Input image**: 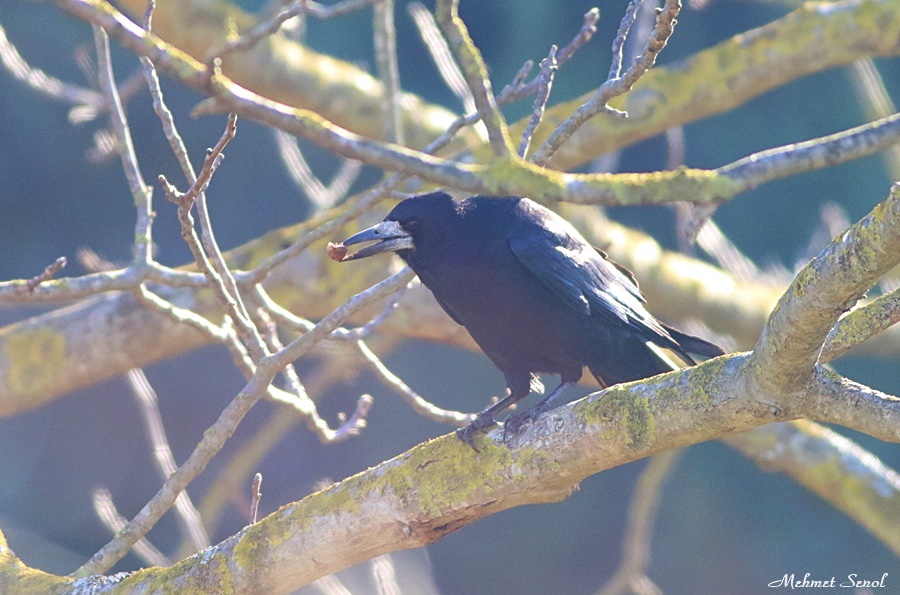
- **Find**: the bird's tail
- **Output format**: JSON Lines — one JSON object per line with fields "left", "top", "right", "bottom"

{"left": 644, "top": 341, "right": 684, "bottom": 372}
{"left": 661, "top": 322, "right": 725, "bottom": 362}
{"left": 590, "top": 325, "right": 725, "bottom": 387}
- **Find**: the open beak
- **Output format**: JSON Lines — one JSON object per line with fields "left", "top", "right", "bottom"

{"left": 339, "top": 220, "right": 414, "bottom": 261}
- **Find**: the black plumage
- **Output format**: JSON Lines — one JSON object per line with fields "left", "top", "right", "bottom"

{"left": 339, "top": 192, "right": 724, "bottom": 445}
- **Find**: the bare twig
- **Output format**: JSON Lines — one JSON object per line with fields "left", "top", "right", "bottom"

{"left": 496, "top": 8, "right": 600, "bottom": 108}
{"left": 532, "top": 0, "right": 681, "bottom": 166}
{"left": 250, "top": 473, "right": 263, "bottom": 524}
{"left": 718, "top": 111, "right": 900, "bottom": 194}
{"left": 271, "top": 267, "right": 415, "bottom": 367}
{"left": 158, "top": 114, "right": 270, "bottom": 364}
{"left": 519, "top": 46, "right": 558, "bottom": 160}
{"left": 407, "top": 2, "right": 476, "bottom": 115}
{"left": 205, "top": 0, "right": 378, "bottom": 67}
{"left": 0, "top": 23, "right": 102, "bottom": 108}
{"left": 418, "top": 7, "right": 599, "bottom": 163}
{"left": 245, "top": 284, "right": 371, "bottom": 443}
{"left": 92, "top": 488, "right": 171, "bottom": 568}
{"left": 25, "top": 257, "right": 67, "bottom": 292}
{"left": 374, "top": 0, "right": 404, "bottom": 145}
{"left": 353, "top": 339, "right": 473, "bottom": 425}
{"left": 126, "top": 369, "right": 210, "bottom": 552}
{"left": 597, "top": 450, "right": 681, "bottom": 595}
{"left": 608, "top": 0, "right": 643, "bottom": 83}
{"left": 848, "top": 58, "right": 900, "bottom": 180}
{"left": 273, "top": 129, "right": 362, "bottom": 210}
{"left": 93, "top": 25, "right": 154, "bottom": 264}
{"left": 256, "top": 275, "right": 467, "bottom": 426}
{"left": 433, "top": 0, "right": 513, "bottom": 157}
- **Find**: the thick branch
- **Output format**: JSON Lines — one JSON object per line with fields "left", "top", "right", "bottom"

{"left": 11, "top": 351, "right": 899, "bottom": 592}
{"left": 517, "top": 0, "right": 900, "bottom": 171}
{"left": 724, "top": 420, "right": 900, "bottom": 556}
{"left": 751, "top": 183, "right": 900, "bottom": 393}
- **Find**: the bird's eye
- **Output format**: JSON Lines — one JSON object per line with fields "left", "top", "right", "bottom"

{"left": 403, "top": 218, "right": 420, "bottom": 231}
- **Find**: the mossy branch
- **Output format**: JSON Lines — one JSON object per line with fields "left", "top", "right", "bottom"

{"left": 3, "top": 354, "right": 900, "bottom": 593}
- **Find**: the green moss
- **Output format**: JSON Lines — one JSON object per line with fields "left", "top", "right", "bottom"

{"left": 581, "top": 386, "right": 657, "bottom": 451}
{"left": 481, "top": 158, "right": 568, "bottom": 200}
{"left": 360, "top": 435, "right": 516, "bottom": 518}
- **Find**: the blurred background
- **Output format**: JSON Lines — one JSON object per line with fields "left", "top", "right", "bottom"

{"left": 0, "top": 0, "right": 899, "bottom": 593}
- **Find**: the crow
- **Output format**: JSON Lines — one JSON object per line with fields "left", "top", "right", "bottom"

{"left": 337, "top": 192, "right": 724, "bottom": 446}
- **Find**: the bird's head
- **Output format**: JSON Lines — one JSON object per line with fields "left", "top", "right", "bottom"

{"left": 336, "top": 191, "right": 457, "bottom": 261}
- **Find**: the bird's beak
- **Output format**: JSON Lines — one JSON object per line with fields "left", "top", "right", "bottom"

{"left": 338, "top": 220, "right": 414, "bottom": 261}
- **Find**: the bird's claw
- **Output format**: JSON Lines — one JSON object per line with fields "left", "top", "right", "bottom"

{"left": 502, "top": 409, "right": 538, "bottom": 439}
{"left": 455, "top": 412, "right": 500, "bottom": 451}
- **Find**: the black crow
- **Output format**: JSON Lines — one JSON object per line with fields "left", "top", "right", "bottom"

{"left": 337, "top": 192, "right": 724, "bottom": 446}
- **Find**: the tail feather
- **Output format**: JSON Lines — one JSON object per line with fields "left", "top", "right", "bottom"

{"left": 645, "top": 341, "right": 685, "bottom": 372}
{"left": 661, "top": 323, "right": 726, "bottom": 359}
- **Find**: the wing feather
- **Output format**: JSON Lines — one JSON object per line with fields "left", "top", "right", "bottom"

{"left": 508, "top": 229, "right": 673, "bottom": 343}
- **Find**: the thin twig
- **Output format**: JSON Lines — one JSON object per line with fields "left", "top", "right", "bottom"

{"left": 244, "top": 286, "right": 320, "bottom": 425}
{"left": 25, "top": 257, "right": 67, "bottom": 292}
{"left": 496, "top": 8, "right": 600, "bottom": 108}
{"left": 250, "top": 473, "right": 263, "bottom": 524}
{"left": 273, "top": 129, "right": 362, "bottom": 210}
{"left": 93, "top": 25, "right": 154, "bottom": 265}
{"left": 145, "top": 3, "right": 260, "bottom": 348}
{"left": 205, "top": 0, "right": 378, "bottom": 67}
{"left": 134, "top": 283, "right": 228, "bottom": 340}
{"left": 532, "top": 0, "right": 681, "bottom": 166}
{"left": 256, "top": 290, "right": 374, "bottom": 440}
{"left": 158, "top": 114, "right": 268, "bottom": 363}
{"left": 433, "top": 0, "right": 512, "bottom": 157}
{"left": 0, "top": 23, "right": 102, "bottom": 108}
{"left": 353, "top": 339, "right": 473, "bottom": 425}
{"left": 91, "top": 488, "right": 171, "bottom": 568}
{"left": 407, "top": 2, "right": 476, "bottom": 115}
{"left": 270, "top": 267, "right": 415, "bottom": 368}
{"left": 596, "top": 450, "right": 681, "bottom": 595}
{"left": 141, "top": 0, "right": 198, "bottom": 208}
{"left": 374, "top": 0, "right": 404, "bottom": 145}
{"left": 126, "top": 369, "right": 210, "bottom": 552}
{"left": 519, "top": 46, "right": 558, "bottom": 160}
{"left": 608, "top": 0, "right": 643, "bottom": 82}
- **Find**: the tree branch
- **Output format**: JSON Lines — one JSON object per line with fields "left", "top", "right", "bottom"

{"left": 751, "top": 183, "right": 900, "bottom": 395}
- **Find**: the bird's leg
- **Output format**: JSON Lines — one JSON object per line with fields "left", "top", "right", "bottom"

{"left": 455, "top": 391, "right": 515, "bottom": 450}
{"left": 503, "top": 381, "right": 574, "bottom": 438}
{"left": 456, "top": 375, "right": 532, "bottom": 450}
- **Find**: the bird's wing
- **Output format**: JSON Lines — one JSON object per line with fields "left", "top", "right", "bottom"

{"left": 508, "top": 231, "right": 671, "bottom": 340}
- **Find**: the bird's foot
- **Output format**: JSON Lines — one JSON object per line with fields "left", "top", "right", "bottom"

{"left": 502, "top": 409, "right": 538, "bottom": 439}
{"left": 455, "top": 412, "right": 500, "bottom": 451}
{"left": 503, "top": 400, "right": 556, "bottom": 439}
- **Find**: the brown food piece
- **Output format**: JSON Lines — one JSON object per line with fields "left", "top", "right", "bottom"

{"left": 327, "top": 242, "right": 348, "bottom": 261}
